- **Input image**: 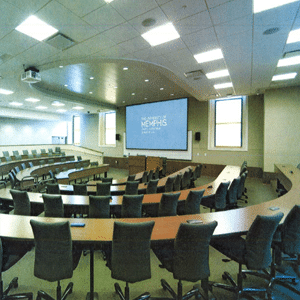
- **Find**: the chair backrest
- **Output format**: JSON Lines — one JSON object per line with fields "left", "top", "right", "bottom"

{"left": 14, "top": 166, "right": 20, "bottom": 174}
{"left": 147, "top": 170, "right": 154, "bottom": 181}
{"left": 10, "top": 189, "right": 31, "bottom": 216}
{"left": 42, "top": 194, "right": 64, "bottom": 217}
{"left": 31, "top": 150, "right": 37, "bottom": 155}
{"left": 195, "top": 164, "right": 203, "bottom": 179}
{"left": 77, "top": 156, "right": 82, "bottom": 161}
{"left": 55, "top": 147, "right": 61, "bottom": 153}
{"left": 48, "top": 159, "right": 54, "bottom": 164}
{"left": 21, "top": 163, "right": 26, "bottom": 170}
{"left": 8, "top": 173, "right": 16, "bottom": 189}
{"left": 158, "top": 192, "right": 180, "bottom": 217}
{"left": 2, "top": 151, "right": 9, "bottom": 157}
{"left": 73, "top": 184, "right": 87, "bottom": 196}
{"left": 164, "top": 176, "right": 176, "bottom": 193}
{"left": 121, "top": 195, "right": 144, "bottom": 218}
{"left": 173, "top": 221, "right": 218, "bottom": 281}
{"left": 96, "top": 182, "right": 111, "bottom": 196}
{"left": 12, "top": 150, "right": 19, "bottom": 156}
{"left": 185, "top": 189, "right": 205, "bottom": 215}
{"left": 181, "top": 170, "right": 191, "bottom": 189}
{"left": 215, "top": 181, "right": 230, "bottom": 210}
{"left": 173, "top": 174, "right": 183, "bottom": 192}
{"left": 48, "top": 148, "right": 53, "bottom": 154}
{"left": 30, "top": 220, "right": 73, "bottom": 281}
{"left": 125, "top": 181, "right": 139, "bottom": 195}
{"left": 237, "top": 170, "right": 248, "bottom": 199}
{"left": 28, "top": 162, "right": 34, "bottom": 168}
{"left": 46, "top": 183, "right": 60, "bottom": 194}
{"left": 89, "top": 195, "right": 111, "bottom": 218}
{"left": 240, "top": 160, "right": 247, "bottom": 175}
{"left": 127, "top": 174, "right": 136, "bottom": 181}
{"left": 153, "top": 167, "right": 160, "bottom": 180}
{"left": 141, "top": 171, "right": 148, "bottom": 183}
{"left": 5, "top": 157, "right": 12, "bottom": 162}
{"left": 15, "top": 155, "right": 22, "bottom": 160}
{"left": 39, "top": 160, "right": 45, "bottom": 165}
{"left": 111, "top": 221, "right": 155, "bottom": 283}
{"left": 245, "top": 212, "right": 283, "bottom": 270}
{"left": 22, "top": 150, "right": 29, "bottom": 155}
{"left": 40, "top": 149, "right": 46, "bottom": 154}
{"left": 280, "top": 205, "right": 300, "bottom": 256}
{"left": 226, "top": 177, "right": 241, "bottom": 207}
{"left": 146, "top": 179, "right": 159, "bottom": 194}
{"left": 102, "top": 177, "right": 113, "bottom": 183}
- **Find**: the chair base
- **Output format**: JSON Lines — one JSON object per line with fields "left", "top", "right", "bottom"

{"left": 36, "top": 282, "right": 73, "bottom": 300}
{"left": 0, "top": 277, "right": 33, "bottom": 300}
{"left": 114, "top": 283, "right": 150, "bottom": 300}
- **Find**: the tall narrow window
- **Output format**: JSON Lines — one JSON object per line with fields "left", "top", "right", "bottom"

{"left": 208, "top": 96, "right": 248, "bottom": 151}
{"left": 73, "top": 115, "right": 80, "bottom": 146}
{"left": 99, "top": 111, "right": 116, "bottom": 146}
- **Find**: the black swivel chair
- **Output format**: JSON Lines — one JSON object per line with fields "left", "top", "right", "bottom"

{"left": 177, "top": 189, "right": 205, "bottom": 215}
{"left": 146, "top": 179, "right": 159, "bottom": 194}
{"left": 210, "top": 212, "right": 284, "bottom": 299}
{"left": 110, "top": 221, "right": 155, "bottom": 300}
{"left": 226, "top": 177, "right": 241, "bottom": 209}
{"left": 141, "top": 171, "right": 148, "bottom": 183}
{"left": 10, "top": 189, "right": 31, "bottom": 216}
{"left": 201, "top": 181, "right": 230, "bottom": 212}
{"left": 42, "top": 194, "right": 64, "bottom": 217}
{"left": 96, "top": 182, "right": 111, "bottom": 196}
{"left": 127, "top": 174, "right": 136, "bottom": 181}
{"left": 0, "top": 238, "right": 33, "bottom": 300}
{"left": 237, "top": 170, "right": 248, "bottom": 203}
{"left": 46, "top": 183, "right": 60, "bottom": 194}
{"left": 164, "top": 176, "right": 176, "bottom": 193}
{"left": 158, "top": 192, "right": 180, "bottom": 217}
{"left": 30, "top": 220, "right": 82, "bottom": 300}
{"left": 88, "top": 195, "right": 111, "bottom": 218}
{"left": 124, "top": 181, "right": 139, "bottom": 195}
{"left": 181, "top": 169, "right": 192, "bottom": 190}
{"left": 152, "top": 221, "right": 218, "bottom": 300}
{"left": 173, "top": 174, "right": 182, "bottom": 192}
{"left": 73, "top": 184, "right": 87, "bottom": 196}
{"left": 121, "top": 195, "right": 144, "bottom": 218}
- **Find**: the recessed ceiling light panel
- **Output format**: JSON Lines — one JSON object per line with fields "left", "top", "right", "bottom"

{"left": 142, "top": 23, "right": 180, "bottom": 46}
{"left": 214, "top": 82, "right": 233, "bottom": 89}
{"left": 25, "top": 98, "right": 40, "bottom": 102}
{"left": 194, "top": 49, "right": 224, "bottom": 64}
{"left": 206, "top": 69, "right": 229, "bottom": 79}
{"left": 272, "top": 72, "right": 297, "bottom": 81}
{"left": 0, "top": 88, "right": 13, "bottom": 95}
{"left": 15, "top": 15, "right": 58, "bottom": 41}
{"left": 253, "top": 0, "right": 298, "bottom": 13}
{"left": 287, "top": 28, "right": 300, "bottom": 44}
{"left": 277, "top": 55, "right": 300, "bottom": 67}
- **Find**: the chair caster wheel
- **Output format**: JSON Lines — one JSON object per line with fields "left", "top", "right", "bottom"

{"left": 11, "top": 277, "right": 18, "bottom": 289}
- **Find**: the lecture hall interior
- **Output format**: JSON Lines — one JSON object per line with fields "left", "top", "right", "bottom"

{"left": 0, "top": 0, "right": 300, "bottom": 300}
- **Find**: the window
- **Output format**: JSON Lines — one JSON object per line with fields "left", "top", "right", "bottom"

{"left": 99, "top": 111, "right": 116, "bottom": 146}
{"left": 208, "top": 96, "right": 248, "bottom": 151}
{"left": 73, "top": 115, "right": 80, "bottom": 146}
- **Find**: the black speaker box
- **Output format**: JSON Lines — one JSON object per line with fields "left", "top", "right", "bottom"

{"left": 195, "top": 132, "right": 201, "bottom": 141}
{"left": 116, "top": 134, "right": 120, "bottom": 141}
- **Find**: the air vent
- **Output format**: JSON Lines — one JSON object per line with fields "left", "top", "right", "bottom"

{"left": 46, "top": 33, "right": 75, "bottom": 50}
{"left": 184, "top": 69, "right": 204, "bottom": 79}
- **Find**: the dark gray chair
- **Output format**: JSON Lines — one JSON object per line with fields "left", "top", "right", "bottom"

{"left": 0, "top": 238, "right": 33, "bottom": 300}
{"left": 153, "top": 167, "right": 160, "bottom": 180}
{"left": 158, "top": 192, "right": 180, "bottom": 217}
{"left": 181, "top": 170, "right": 192, "bottom": 190}
{"left": 147, "top": 170, "right": 154, "bottom": 182}
{"left": 77, "top": 156, "right": 82, "bottom": 161}
{"left": 40, "top": 149, "right": 46, "bottom": 155}
{"left": 238, "top": 170, "right": 248, "bottom": 203}
{"left": 30, "top": 220, "right": 81, "bottom": 300}
{"left": 201, "top": 181, "right": 230, "bottom": 212}
{"left": 152, "top": 221, "right": 218, "bottom": 300}
{"left": 20, "top": 163, "right": 26, "bottom": 170}
{"left": 22, "top": 150, "right": 29, "bottom": 156}
{"left": 2, "top": 151, "right": 9, "bottom": 157}
{"left": 10, "top": 189, "right": 31, "bottom": 216}
{"left": 268, "top": 205, "right": 300, "bottom": 297}
{"left": 124, "top": 181, "right": 139, "bottom": 195}
{"left": 210, "top": 212, "right": 284, "bottom": 299}
{"left": 101, "top": 177, "right": 113, "bottom": 184}
{"left": 111, "top": 221, "right": 155, "bottom": 300}
{"left": 173, "top": 174, "right": 182, "bottom": 192}
{"left": 141, "top": 171, "right": 148, "bottom": 183}
{"left": 73, "top": 184, "right": 87, "bottom": 196}
{"left": 88, "top": 195, "right": 111, "bottom": 218}
{"left": 226, "top": 177, "right": 241, "bottom": 209}
{"left": 5, "top": 157, "right": 12, "bottom": 162}
{"left": 127, "top": 174, "right": 136, "bottom": 181}
{"left": 42, "top": 194, "right": 64, "bottom": 217}
{"left": 96, "top": 182, "right": 111, "bottom": 196}
{"left": 46, "top": 183, "right": 60, "bottom": 194}
{"left": 164, "top": 176, "right": 176, "bottom": 193}
{"left": 146, "top": 179, "right": 159, "bottom": 194}
{"left": 121, "top": 195, "right": 144, "bottom": 218}
{"left": 177, "top": 189, "right": 205, "bottom": 215}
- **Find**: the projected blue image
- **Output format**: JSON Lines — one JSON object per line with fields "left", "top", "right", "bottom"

{"left": 126, "top": 98, "right": 188, "bottom": 150}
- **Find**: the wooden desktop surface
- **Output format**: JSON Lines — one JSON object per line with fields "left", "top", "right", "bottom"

{"left": 0, "top": 164, "right": 297, "bottom": 242}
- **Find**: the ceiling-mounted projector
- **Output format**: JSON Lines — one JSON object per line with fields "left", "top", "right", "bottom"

{"left": 21, "top": 67, "right": 41, "bottom": 83}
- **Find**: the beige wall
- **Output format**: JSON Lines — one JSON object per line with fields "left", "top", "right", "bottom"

{"left": 264, "top": 86, "right": 300, "bottom": 172}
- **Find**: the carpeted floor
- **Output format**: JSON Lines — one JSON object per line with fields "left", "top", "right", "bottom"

{"left": 3, "top": 169, "right": 299, "bottom": 300}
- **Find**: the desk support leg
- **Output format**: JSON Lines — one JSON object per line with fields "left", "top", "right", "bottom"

{"left": 86, "top": 245, "right": 98, "bottom": 300}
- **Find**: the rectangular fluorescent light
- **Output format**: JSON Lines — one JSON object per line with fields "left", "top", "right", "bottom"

{"left": 9, "top": 102, "right": 23, "bottom": 106}
{"left": 36, "top": 106, "right": 47, "bottom": 110}
{"left": 142, "top": 23, "right": 180, "bottom": 46}
{"left": 0, "top": 88, "right": 14, "bottom": 95}
{"left": 25, "top": 98, "right": 40, "bottom": 102}
{"left": 206, "top": 69, "right": 229, "bottom": 79}
{"left": 253, "top": 0, "right": 299, "bottom": 13}
{"left": 104, "top": 0, "right": 114, "bottom": 2}
{"left": 15, "top": 15, "right": 58, "bottom": 41}
{"left": 214, "top": 82, "right": 233, "bottom": 89}
{"left": 287, "top": 28, "right": 300, "bottom": 44}
{"left": 277, "top": 55, "right": 300, "bottom": 67}
{"left": 272, "top": 72, "right": 297, "bottom": 81}
{"left": 194, "top": 49, "right": 223, "bottom": 64}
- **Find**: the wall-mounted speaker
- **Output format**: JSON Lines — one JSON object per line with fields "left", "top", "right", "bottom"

{"left": 116, "top": 134, "right": 121, "bottom": 141}
{"left": 195, "top": 132, "right": 201, "bottom": 141}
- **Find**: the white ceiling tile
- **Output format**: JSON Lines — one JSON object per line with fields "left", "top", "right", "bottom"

{"left": 55, "top": 0, "right": 106, "bottom": 17}
{"left": 209, "top": 0, "right": 252, "bottom": 25}
{"left": 132, "top": 47, "right": 162, "bottom": 61}
{"left": 83, "top": 4, "right": 126, "bottom": 33}
{"left": 83, "top": 34, "right": 116, "bottom": 52}
{"left": 4, "top": 0, "right": 50, "bottom": 14}
{"left": 92, "top": 44, "right": 130, "bottom": 58}
{"left": 153, "top": 39, "right": 187, "bottom": 55}
{"left": 175, "top": 10, "right": 212, "bottom": 36}
{"left": 182, "top": 27, "right": 218, "bottom": 49}
{"left": 160, "top": 0, "right": 207, "bottom": 22}
{"left": 165, "top": 47, "right": 193, "bottom": 62}
{"left": 156, "top": 0, "right": 172, "bottom": 5}
{"left": 119, "top": 36, "right": 150, "bottom": 53}
{"left": 110, "top": 0, "right": 158, "bottom": 21}
{"left": 206, "top": 0, "right": 233, "bottom": 9}
{"left": 104, "top": 22, "right": 140, "bottom": 44}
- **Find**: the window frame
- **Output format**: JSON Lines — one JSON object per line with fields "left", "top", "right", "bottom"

{"left": 98, "top": 111, "right": 116, "bottom": 147}
{"left": 208, "top": 96, "right": 248, "bottom": 151}
{"left": 73, "top": 115, "right": 81, "bottom": 146}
